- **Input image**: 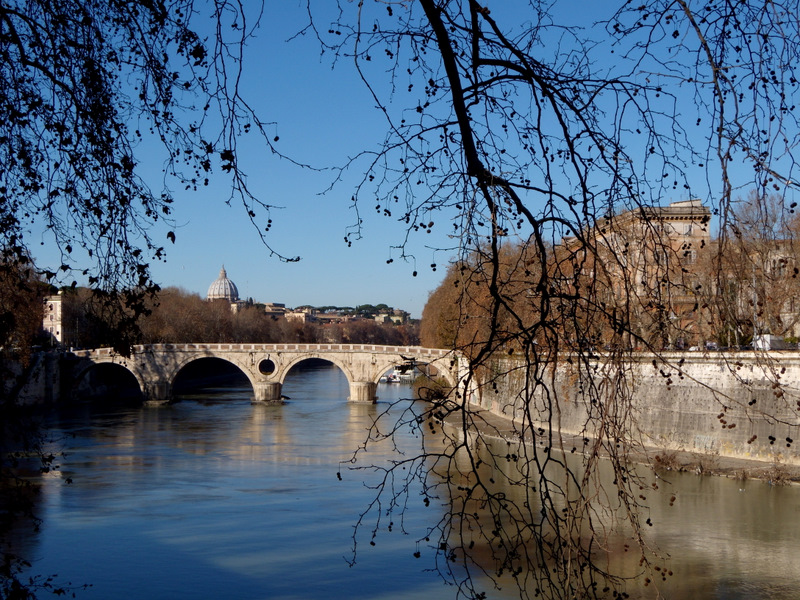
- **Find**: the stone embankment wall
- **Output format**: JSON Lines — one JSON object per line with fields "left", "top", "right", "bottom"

{"left": 473, "top": 352, "right": 800, "bottom": 466}
{"left": 2, "top": 352, "right": 62, "bottom": 405}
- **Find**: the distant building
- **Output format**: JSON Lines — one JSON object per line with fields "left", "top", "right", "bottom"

{"left": 316, "top": 313, "right": 360, "bottom": 324}
{"left": 286, "top": 307, "right": 317, "bottom": 323}
{"left": 204, "top": 268, "right": 414, "bottom": 325}
{"left": 206, "top": 266, "right": 246, "bottom": 312}
{"left": 205, "top": 267, "right": 292, "bottom": 317}
{"left": 43, "top": 291, "right": 65, "bottom": 345}
{"left": 264, "top": 303, "right": 287, "bottom": 318}
{"left": 207, "top": 266, "right": 239, "bottom": 302}
{"left": 560, "top": 199, "right": 712, "bottom": 347}
{"left": 375, "top": 309, "right": 410, "bottom": 325}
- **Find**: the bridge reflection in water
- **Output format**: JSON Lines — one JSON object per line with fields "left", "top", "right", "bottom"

{"left": 27, "top": 364, "right": 472, "bottom": 599}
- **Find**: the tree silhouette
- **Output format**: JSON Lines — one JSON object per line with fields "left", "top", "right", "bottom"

{"left": 1, "top": 1, "right": 800, "bottom": 598}
{"left": 316, "top": 1, "right": 800, "bottom": 598}
{"left": 0, "top": 0, "right": 300, "bottom": 354}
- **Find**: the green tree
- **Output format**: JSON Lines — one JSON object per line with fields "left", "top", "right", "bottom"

{"left": 354, "top": 304, "right": 378, "bottom": 316}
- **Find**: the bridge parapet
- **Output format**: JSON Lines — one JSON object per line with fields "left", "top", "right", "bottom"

{"left": 113, "top": 343, "right": 454, "bottom": 356}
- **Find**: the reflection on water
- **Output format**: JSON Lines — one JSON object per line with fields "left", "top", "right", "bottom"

{"left": 16, "top": 364, "right": 800, "bottom": 599}
{"left": 23, "top": 364, "right": 456, "bottom": 600}
{"left": 453, "top": 434, "right": 800, "bottom": 599}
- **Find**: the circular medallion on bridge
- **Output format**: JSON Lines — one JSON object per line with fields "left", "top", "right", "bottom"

{"left": 258, "top": 359, "right": 276, "bottom": 375}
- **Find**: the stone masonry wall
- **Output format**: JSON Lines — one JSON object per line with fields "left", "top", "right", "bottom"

{"left": 472, "top": 352, "right": 800, "bottom": 466}
{"left": 2, "top": 352, "right": 62, "bottom": 405}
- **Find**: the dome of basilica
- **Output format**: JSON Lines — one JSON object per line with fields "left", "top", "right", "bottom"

{"left": 207, "top": 266, "right": 239, "bottom": 302}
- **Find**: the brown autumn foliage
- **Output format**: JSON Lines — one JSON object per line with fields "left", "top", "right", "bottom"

{"left": 712, "top": 192, "right": 800, "bottom": 344}
{"left": 137, "top": 287, "right": 417, "bottom": 346}
{"left": 424, "top": 193, "right": 800, "bottom": 354}
{"left": 421, "top": 243, "right": 547, "bottom": 358}
{"left": 0, "top": 260, "right": 47, "bottom": 362}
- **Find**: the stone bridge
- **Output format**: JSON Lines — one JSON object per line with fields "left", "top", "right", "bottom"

{"left": 70, "top": 343, "right": 465, "bottom": 404}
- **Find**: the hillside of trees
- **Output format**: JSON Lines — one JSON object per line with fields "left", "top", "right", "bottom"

{"left": 44, "top": 287, "right": 418, "bottom": 349}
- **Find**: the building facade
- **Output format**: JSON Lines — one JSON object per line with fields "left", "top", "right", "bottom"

{"left": 560, "top": 199, "right": 713, "bottom": 348}
{"left": 43, "top": 291, "right": 65, "bottom": 345}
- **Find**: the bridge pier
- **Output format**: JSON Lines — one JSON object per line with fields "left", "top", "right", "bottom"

{"left": 349, "top": 381, "right": 378, "bottom": 403}
{"left": 253, "top": 381, "right": 283, "bottom": 404}
{"left": 144, "top": 381, "right": 171, "bottom": 406}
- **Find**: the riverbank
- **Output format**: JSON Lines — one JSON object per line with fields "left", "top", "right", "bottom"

{"left": 463, "top": 353, "right": 800, "bottom": 474}
{"left": 452, "top": 405, "right": 800, "bottom": 485}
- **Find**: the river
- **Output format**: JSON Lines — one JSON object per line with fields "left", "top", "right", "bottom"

{"left": 13, "top": 362, "right": 800, "bottom": 599}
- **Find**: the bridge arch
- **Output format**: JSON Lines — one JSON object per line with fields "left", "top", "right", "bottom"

{"left": 169, "top": 354, "right": 258, "bottom": 394}
{"left": 70, "top": 344, "right": 466, "bottom": 405}
{"left": 272, "top": 354, "right": 357, "bottom": 388}
{"left": 70, "top": 361, "right": 145, "bottom": 403}
{"left": 171, "top": 356, "right": 255, "bottom": 398}
{"left": 421, "top": 356, "right": 460, "bottom": 390}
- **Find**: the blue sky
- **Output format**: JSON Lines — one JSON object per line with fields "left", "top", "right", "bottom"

{"left": 142, "top": 4, "right": 455, "bottom": 317}
{"left": 30, "top": 3, "right": 456, "bottom": 317}
{"left": 131, "top": 2, "right": 642, "bottom": 318}
{"left": 129, "top": 1, "right": 630, "bottom": 317}
{"left": 29, "top": 2, "right": 796, "bottom": 318}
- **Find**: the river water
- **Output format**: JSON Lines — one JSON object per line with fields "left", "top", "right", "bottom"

{"left": 15, "top": 363, "right": 800, "bottom": 599}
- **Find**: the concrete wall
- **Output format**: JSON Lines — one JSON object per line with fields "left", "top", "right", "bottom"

{"left": 472, "top": 352, "right": 800, "bottom": 465}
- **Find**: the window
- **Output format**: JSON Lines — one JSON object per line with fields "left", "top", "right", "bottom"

{"left": 774, "top": 258, "right": 788, "bottom": 278}
{"left": 681, "top": 247, "right": 696, "bottom": 265}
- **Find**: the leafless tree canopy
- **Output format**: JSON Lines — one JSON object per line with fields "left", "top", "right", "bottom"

{"left": 2, "top": 0, "right": 800, "bottom": 597}
{"left": 0, "top": 0, "right": 297, "bottom": 349}
{"left": 312, "top": 1, "right": 800, "bottom": 598}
